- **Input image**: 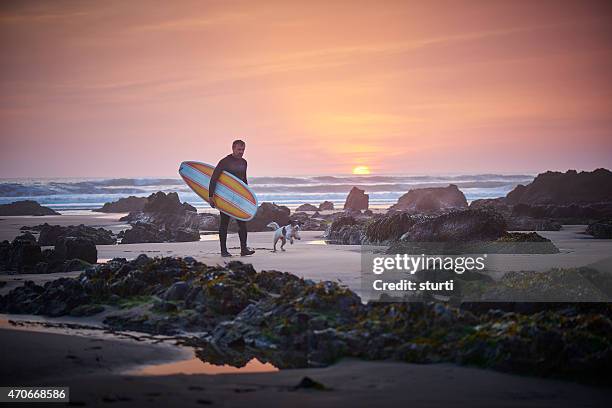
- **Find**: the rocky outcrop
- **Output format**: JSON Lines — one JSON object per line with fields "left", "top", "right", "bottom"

{"left": 93, "top": 196, "right": 147, "bottom": 213}
{"left": 295, "top": 203, "right": 318, "bottom": 212}
{"left": 25, "top": 223, "right": 116, "bottom": 246}
{"left": 246, "top": 203, "right": 291, "bottom": 232}
{"left": 586, "top": 220, "right": 612, "bottom": 239}
{"left": 343, "top": 187, "right": 369, "bottom": 211}
{"left": 143, "top": 191, "right": 196, "bottom": 213}
{"left": 364, "top": 213, "right": 420, "bottom": 243}
{"left": 401, "top": 209, "right": 507, "bottom": 242}
{"left": 54, "top": 237, "right": 97, "bottom": 264}
{"left": 0, "top": 234, "right": 95, "bottom": 274}
{"left": 119, "top": 192, "right": 204, "bottom": 242}
{"left": 389, "top": 185, "right": 468, "bottom": 213}
{"left": 1, "top": 256, "right": 610, "bottom": 381}
{"left": 0, "top": 200, "right": 60, "bottom": 216}
{"left": 318, "top": 201, "right": 334, "bottom": 211}
{"left": 118, "top": 222, "right": 199, "bottom": 244}
{"left": 323, "top": 216, "right": 365, "bottom": 244}
{"left": 506, "top": 168, "right": 612, "bottom": 205}
{"left": 0, "top": 234, "right": 42, "bottom": 273}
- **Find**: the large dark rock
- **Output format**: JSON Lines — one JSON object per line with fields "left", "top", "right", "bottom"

{"left": 0, "top": 200, "right": 60, "bottom": 216}
{"left": 364, "top": 213, "right": 420, "bottom": 243}
{"left": 54, "top": 237, "right": 97, "bottom": 264}
{"left": 295, "top": 203, "right": 318, "bottom": 212}
{"left": 505, "top": 168, "right": 612, "bottom": 205}
{"left": 118, "top": 222, "right": 199, "bottom": 244}
{"left": 117, "top": 191, "right": 213, "bottom": 239}
{"left": 343, "top": 187, "right": 369, "bottom": 211}
{"left": 0, "top": 235, "right": 43, "bottom": 273}
{"left": 586, "top": 220, "right": 612, "bottom": 239}
{"left": 389, "top": 184, "right": 468, "bottom": 213}
{"left": 323, "top": 216, "right": 365, "bottom": 244}
{"left": 35, "top": 223, "right": 116, "bottom": 246}
{"left": 93, "top": 196, "right": 147, "bottom": 213}
{"left": 401, "top": 209, "right": 507, "bottom": 242}
{"left": 318, "top": 201, "right": 334, "bottom": 211}
{"left": 246, "top": 203, "right": 291, "bottom": 232}
{"left": 143, "top": 191, "right": 196, "bottom": 213}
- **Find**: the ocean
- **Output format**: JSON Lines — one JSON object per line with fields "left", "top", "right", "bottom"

{"left": 0, "top": 174, "right": 534, "bottom": 213}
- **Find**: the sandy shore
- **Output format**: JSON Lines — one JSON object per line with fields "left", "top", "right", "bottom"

{"left": 0, "top": 326, "right": 610, "bottom": 407}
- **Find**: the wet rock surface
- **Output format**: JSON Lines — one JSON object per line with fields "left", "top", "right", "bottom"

{"left": 0, "top": 256, "right": 610, "bottom": 383}
{"left": 0, "top": 200, "right": 60, "bottom": 216}
{"left": 344, "top": 187, "right": 369, "bottom": 211}
{"left": 118, "top": 192, "right": 207, "bottom": 242}
{"left": 471, "top": 169, "right": 612, "bottom": 228}
{"left": 245, "top": 202, "right": 291, "bottom": 232}
{"left": 389, "top": 184, "right": 468, "bottom": 213}
{"left": 586, "top": 220, "right": 612, "bottom": 239}
{"left": 93, "top": 196, "right": 148, "bottom": 213}
{"left": 400, "top": 210, "right": 506, "bottom": 242}
{"left": 295, "top": 203, "right": 318, "bottom": 212}
{"left": 0, "top": 234, "right": 96, "bottom": 274}
{"left": 22, "top": 223, "right": 116, "bottom": 246}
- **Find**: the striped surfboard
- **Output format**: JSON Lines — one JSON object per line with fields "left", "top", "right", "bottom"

{"left": 179, "top": 161, "right": 258, "bottom": 221}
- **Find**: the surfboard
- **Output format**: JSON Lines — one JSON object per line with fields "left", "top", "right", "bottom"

{"left": 178, "top": 161, "right": 258, "bottom": 221}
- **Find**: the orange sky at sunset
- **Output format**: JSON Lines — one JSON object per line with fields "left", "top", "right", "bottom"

{"left": 1, "top": 0, "right": 611, "bottom": 177}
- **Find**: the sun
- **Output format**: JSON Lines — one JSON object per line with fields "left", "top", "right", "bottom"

{"left": 352, "top": 165, "right": 371, "bottom": 175}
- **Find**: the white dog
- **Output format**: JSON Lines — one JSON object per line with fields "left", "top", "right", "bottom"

{"left": 266, "top": 221, "right": 302, "bottom": 252}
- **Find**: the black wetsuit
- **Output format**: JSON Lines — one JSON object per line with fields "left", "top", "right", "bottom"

{"left": 208, "top": 154, "right": 248, "bottom": 253}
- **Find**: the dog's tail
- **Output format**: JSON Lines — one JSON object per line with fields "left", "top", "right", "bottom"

{"left": 266, "top": 222, "right": 280, "bottom": 230}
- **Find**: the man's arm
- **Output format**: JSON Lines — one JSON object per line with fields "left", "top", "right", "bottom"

{"left": 209, "top": 158, "right": 226, "bottom": 201}
{"left": 244, "top": 159, "right": 248, "bottom": 185}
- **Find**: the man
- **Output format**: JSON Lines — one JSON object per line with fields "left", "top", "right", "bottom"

{"left": 208, "top": 140, "right": 255, "bottom": 257}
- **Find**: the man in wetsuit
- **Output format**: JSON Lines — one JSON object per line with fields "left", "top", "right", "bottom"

{"left": 208, "top": 139, "right": 255, "bottom": 257}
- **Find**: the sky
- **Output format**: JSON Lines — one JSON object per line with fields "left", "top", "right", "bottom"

{"left": 1, "top": 0, "right": 611, "bottom": 177}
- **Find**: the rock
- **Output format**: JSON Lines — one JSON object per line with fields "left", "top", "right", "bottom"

{"left": 62, "top": 258, "right": 93, "bottom": 272}
{"left": 143, "top": 191, "right": 196, "bottom": 213}
{"left": 318, "top": 201, "right": 334, "bottom": 211}
{"left": 400, "top": 209, "right": 506, "bottom": 242}
{"left": 117, "top": 191, "right": 206, "bottom": 239}
{"left": 364, "top": 213, "right": 420, "bottom": 243}
{"left": 505, "top": 216, "right": 562, "bottom": 231}
{"left": 586, "top": 220, "right": 612, "bottom": 239}
{"left": 246, "top": 202, "right": 291, "bottom": 232}
{"left": 36, "top": 223, "right": 116, "bottom": 245}
{"left": 0, "top": 236, "right": 43, "bottom": 273}
{"left": 295, "top": 203, "right": 318, "bottom": 212}
{"left": 293, "top": 377, "right": 328, "bottom": 391}
{"left": 343, "top": 187, "right": 369, "bottom": 211}
{"left": 164, "top": 281, "right": 190, "bottom": 301}
{"left": 54, "top": 237, "right": 97, "bottom": 264}
{"left": 0, "top": 200, "right": 60, "bottom": 216}
{"left": 324, "top": 216, "right": 365, "bottom": 244}
{"left": 389, "top": 185, "right": 468, "bottom": 213}
{"left": 69, "top": 304, "right": 104, "bottom": 316}
{"left": 511, "top": 202, "right": 612, "bottom": 224}
{"left": 505, "top": 168, "right": 612, "bottom": 205}
{"left": 93, "top": 196, "right": 148, "bottom": 213}
{"left": 119, "top": 222, "right": 199, "bottom": 243}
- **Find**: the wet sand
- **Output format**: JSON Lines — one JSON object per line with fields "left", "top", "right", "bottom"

{"left": 1, "top": 327, "right": 610, "bottom": 407}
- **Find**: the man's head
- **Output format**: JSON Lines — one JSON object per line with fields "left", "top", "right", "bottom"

{"left": 232, "top": 139, "right": 245, "bottom": 158}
